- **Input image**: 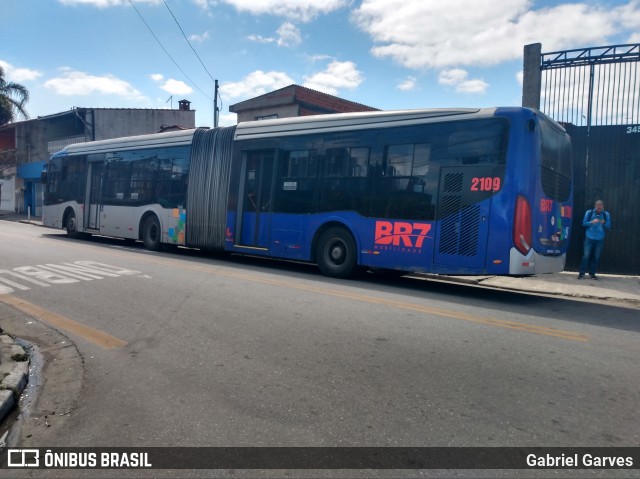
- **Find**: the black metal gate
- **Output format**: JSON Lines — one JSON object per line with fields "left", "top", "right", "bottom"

{"left": 524, "top": 43, "right": 640, "bottom": 274}
{"left": 564, "top": 124, "right": 640, "bottom": 274}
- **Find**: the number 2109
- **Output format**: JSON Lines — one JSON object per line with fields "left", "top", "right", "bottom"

{"left": 471, "top": 176, "right": 501, "bottom": 192}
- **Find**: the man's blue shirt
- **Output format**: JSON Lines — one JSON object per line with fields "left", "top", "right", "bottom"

{"left": 582, "top": 209, "right": 611, "bottom": 240}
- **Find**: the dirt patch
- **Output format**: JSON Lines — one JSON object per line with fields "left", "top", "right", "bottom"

{"left": 0, "top": 301, "right": 84, "bottom": 446}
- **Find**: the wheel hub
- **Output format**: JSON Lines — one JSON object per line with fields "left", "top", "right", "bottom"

{"left": 330, "top": 242, "right": 345, "bottom": 263}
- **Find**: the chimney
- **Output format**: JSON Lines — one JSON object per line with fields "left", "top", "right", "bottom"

{"left": 178, "top": 99, "right": 191, "bottom": 111}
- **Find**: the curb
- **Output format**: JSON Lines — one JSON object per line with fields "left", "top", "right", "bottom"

{"left": 411, "top": 273, "right": 640, "bottom": 306}
{"left": 0, "top": 334, "right": 29, "bottom": 423}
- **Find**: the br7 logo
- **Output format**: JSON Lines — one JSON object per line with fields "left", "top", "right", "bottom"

{"left": 375, "top": 221, "right": 432, "bottom": 248}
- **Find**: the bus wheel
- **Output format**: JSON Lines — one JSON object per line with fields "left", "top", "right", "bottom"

{"left": 65, "top": 210, "right": 79, "bottom": 238}
{"left": 142, "top": 215, "right": 162, "bottom": 251}
{"left": 316, "top": 227, "right": 358, "bottom": 278}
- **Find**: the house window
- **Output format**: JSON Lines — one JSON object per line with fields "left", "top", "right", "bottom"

{"left": 255, "top": 114, "right": 278, "bottom": 121}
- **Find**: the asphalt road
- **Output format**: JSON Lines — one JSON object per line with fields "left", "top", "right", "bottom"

{"left": 1, "top": 220, "right": 639, "bottom": 478}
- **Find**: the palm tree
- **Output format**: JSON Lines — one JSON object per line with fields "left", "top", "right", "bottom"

{"left": 0, "top": 65, "right": 29, "bottom": 125}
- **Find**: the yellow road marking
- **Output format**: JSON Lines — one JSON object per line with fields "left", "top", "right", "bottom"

{"left": 0, "top": 295, "right": 127, "bottom": 350}
{"left": 214, "top": 270, "right": 589, "bottom": 342}
{"left": 89, "top": 249, "right": 589, "bottom": 342}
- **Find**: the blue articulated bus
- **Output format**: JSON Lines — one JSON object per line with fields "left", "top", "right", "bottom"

{"left": 42, "top": 107, "right": 573, "bottom": 278}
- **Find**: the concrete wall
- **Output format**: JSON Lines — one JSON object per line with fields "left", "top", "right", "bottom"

{"left": 522, "top": 43, "right": 542, "bottom": 109}
{"left": 7, "top": 107, "right": 197, "bottom": 169}
{"left": 15, "top": 120, "right": 50, "bottom": 164}
{"left": 93, "top": 109, "right": 196, "bottom": 140}
{"left": 0, "top": 177, "right": 15, "bottom": 212}
{"left": 235, "top": 104, "right": 299, "bottom": 123}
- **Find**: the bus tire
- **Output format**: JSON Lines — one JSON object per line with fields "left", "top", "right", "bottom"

{"left": 316, "top": 227, "right": 358, "bottom": 278}
{"left": 64, "top": 209, "right": 80, "bottom": 238}
{"left": 142, "top": 215, "right": 162, "bottom": 251}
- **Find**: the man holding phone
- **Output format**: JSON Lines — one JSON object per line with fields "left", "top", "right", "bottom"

{"left": 578, "top": 200, "right": 611, "bottom": 280}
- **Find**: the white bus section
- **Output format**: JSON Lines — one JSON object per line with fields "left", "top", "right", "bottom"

{"left": 51, "top": 129, "right": 196, "bottom": 158}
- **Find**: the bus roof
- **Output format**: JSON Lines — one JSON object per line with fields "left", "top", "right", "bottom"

{"left": 234, "top": 108, "right": 493, "bottom": 141}
{"left": 50, "top": 107, "right": 544, "bottom": 158}
{"left": 51, "top": 128, "right": 197, "bottom": 158}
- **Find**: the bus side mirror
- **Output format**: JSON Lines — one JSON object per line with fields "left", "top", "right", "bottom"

{"left": 41, "top": 168, "right": 48, "bottom": 183}
{"left": 527, "top": 119, "right": 536, "bottom": 132}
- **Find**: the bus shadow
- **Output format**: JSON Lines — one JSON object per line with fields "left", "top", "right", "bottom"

{"left": 41, "top": 232, "right": 640, "bottom": 334}
{"left": 358, "top": 273, "right": 640, "bottom": 334}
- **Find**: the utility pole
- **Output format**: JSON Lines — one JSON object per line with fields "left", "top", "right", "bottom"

{"left": 214, "top": 79, "right": 219, "bottom": 128}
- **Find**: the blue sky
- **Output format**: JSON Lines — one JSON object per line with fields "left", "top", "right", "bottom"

{"left": 1, "top": 0, "right": 639, "bottom": 128}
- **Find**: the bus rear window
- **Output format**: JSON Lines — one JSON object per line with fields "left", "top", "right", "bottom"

{"left": 539, "top": 116, "right": 572, "bottom": 201}
{"left": 539, "top": 117, "right": 572, "bottom": 177}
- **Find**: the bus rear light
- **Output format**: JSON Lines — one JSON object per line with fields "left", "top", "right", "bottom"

{"left": 513, "top": 195, "right": 532, "bottom": 255}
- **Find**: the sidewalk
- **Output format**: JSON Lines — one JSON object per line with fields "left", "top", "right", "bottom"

{"left": 0, "top": 330, "right": 29, "bottom": 427}
{"left": 415, "top": 271, "right": 640, "bottom": 307}
{"left": 0, "top": 210, "right": 42, "bottom": 226}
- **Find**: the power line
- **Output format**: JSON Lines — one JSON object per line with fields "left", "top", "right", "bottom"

{"left": 161, "top": 0, "right": 217, "bottom": 84}
{"left": 161, "top": 0, "right": 222, "bottom": 126}
{"left": 128, "top": 0, "right": 213, "bottom": 101}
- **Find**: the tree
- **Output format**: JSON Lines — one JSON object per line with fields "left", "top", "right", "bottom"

{"left": 0, "top": 65, "right": 29, "bottom": 125}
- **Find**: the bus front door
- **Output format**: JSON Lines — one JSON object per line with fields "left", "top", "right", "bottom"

{"left": 86, "top": 161, "right": 104, "bottom": 230}
{"left": 236, "top": 150, "right": 274, "bottom": 249}
{"left": 433, "top": 166, "right": 495, "bottom": 272}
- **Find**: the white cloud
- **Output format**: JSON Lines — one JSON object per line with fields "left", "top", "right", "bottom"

{"left": 44, "top": 68, "right": 145, "bottom": 99}
{"left": 516, "top": 70, "right": 524, "bottom": 87}
{"left": 303, "top": 61, "right": 363, "bottom": 96}
{"left": 455, "top": 79, "right": 489, "bottom": 94}
{"left": 438, "top": 69, "right": 468, "bottom": 86}
{"left": 248, "top": 22, "right": 302, "bottom": 47}
{"left": 220, "top": 70, "right": 295, "bottom": 100}
{"left": 307, "top": 54, "right": 333, "bottom": 63}
{"left": 0, "top": 60, "right": 42, "bottom": 82}
{"left": 189, "top": 31, "right": 210, "bottom": 43}
{"left": 160, "top": 79, "right": 193, "bottom": 96}
{"left": 438, "top": 69, "right": 488, "bottom": 94}
{"left": 352, "top": 0, "right": 640, "bottom": 69}
{"left": 192, "top": 0, "right": 210, "bottom": 9}
{"left": 248, "top": 34, "right": 274, "bottom": 44}
{"left": 57, "top": 0, "right": 160, "bottom": 7}
{"left": 222, "top": 0, "right": 348, "bottom": 22}
{"left": 396, "top": 76, "right": 417, "bottom": 91}
{"left": 276, "top": 22, "right": 302, "bottom": 47}
{"left": 150, "top": 74, "right": 192, "bottom": 95}
{"left": 218, "top": 112, "right": 238, "bottom": 127}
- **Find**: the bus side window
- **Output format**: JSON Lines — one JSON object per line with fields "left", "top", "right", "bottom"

{"left": 273, "top": 150, "right": 318, "bottom": 214}
{"left": 103, "top": 160, "right": 129, "bottom": 204}
{"left": 346, "top": 147, "right": 370, "bottom": 215}
{"left": 349, "top": 148, "right": 369, "bottom": 178}
{"left": 321, "top": 148, "right": 344, "bottom": 211}
{"left": 43, "top": 163, "right": 60, "bottom": 204}
{"left": 157, "top": 159, "right": 173, "bottom": 207}
{"left": 372, "top": 143, "right": 434, "bottom": 220}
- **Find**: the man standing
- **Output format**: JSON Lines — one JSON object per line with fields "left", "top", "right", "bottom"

{"left": 578, "top": 200, "right": 611, "bottom": 280}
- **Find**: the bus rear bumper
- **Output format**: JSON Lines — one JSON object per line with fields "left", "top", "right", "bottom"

{"left": 508, "top": 247, "right": 566, "bottom": 275}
